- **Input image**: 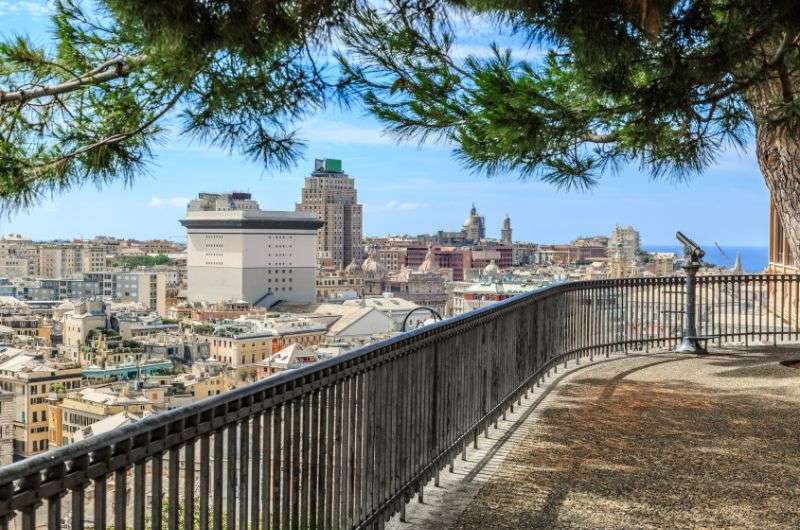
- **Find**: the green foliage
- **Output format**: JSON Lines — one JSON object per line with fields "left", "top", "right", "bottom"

{"left": 115, "top": 253, "right": 170, "bottom": 268}
{"left": 0, "top": 0, "right": 352, "bottom": 212}
{"left": 338, "top": 0, "right": 800, "bottom": 188}
{"left": 3, "top": 0, "right": 800, "bottom": 208}
{"left": 193, "top": 324, "right": 215, "bottom": 335}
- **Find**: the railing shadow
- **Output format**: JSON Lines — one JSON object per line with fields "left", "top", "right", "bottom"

{"left": 453, "top": 353, "right": 800, "bottom": 529}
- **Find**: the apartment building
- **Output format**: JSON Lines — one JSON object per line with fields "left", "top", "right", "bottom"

{"left": 55, "top": 386, "right": 160, "bottom": 446}
{"left": 0, "top": 350, "right": 82, "bottom": 457}
{"left": 62, "top": 300, "right": 107, "bottom": 348}
{"left": 0, "top": 390, "right": 12, "bottom": 465}
{"left": 202, "top": 316, "right": 327, "bottom": 367}
{"left": 113, "top": 271, "right": 168, "bottom": 316}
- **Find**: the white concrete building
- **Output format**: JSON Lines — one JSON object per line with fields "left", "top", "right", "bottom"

{"left": 182, "top": 193, "right": 323, "bottom": 306}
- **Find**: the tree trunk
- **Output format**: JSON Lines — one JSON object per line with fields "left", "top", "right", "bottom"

{"left": 754, "top": 122, "right": 800, "bottom": 265}
{"left": 747, "top": 78, "right": 800, "bottom": 267}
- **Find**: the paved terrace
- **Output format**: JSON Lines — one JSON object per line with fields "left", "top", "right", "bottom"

{"left": 389, "top": 348, "right": 800, "bottom": 529}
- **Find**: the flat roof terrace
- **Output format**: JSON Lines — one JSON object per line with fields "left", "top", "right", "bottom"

{"left": 390, "top": 348, "right": 800, "bottom": 529}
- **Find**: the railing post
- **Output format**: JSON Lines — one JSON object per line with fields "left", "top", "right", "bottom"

{"left": 675, "top": 248, "right": 706, "bottom": 353}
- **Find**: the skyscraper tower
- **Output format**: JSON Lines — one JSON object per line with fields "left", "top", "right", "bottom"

{"left": 501, "top": 214, "right": 512, "bottom": 243}
{"left": 296, "top": 159, "right": 364, "bottom": 269}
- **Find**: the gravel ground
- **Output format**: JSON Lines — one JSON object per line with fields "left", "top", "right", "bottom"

{"left": 449, "top": 348, "right": 800, "bottom": 530}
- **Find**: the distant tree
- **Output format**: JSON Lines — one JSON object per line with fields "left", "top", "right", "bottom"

{"left": 339, "top": 1, "right": 800, "bottom": 256}
{"left": 0, "top": 0, "right": 351, "bottom": 211}
{"left": 192, "top": 324, "right": 215, "bottom": 335}
{"left": 115, "top": 253, "right": 170, "bottom": 268}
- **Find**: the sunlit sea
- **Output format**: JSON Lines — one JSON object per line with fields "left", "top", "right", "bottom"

{"left": 643, "top": 245, "right": 769, "bottom": 273}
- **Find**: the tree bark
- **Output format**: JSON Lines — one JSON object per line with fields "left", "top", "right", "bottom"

{"left": 746, "top": 77, "right": 800, "bottom": 267}
{"left": 754, "top": 123, "right": 800, "bottom": 265}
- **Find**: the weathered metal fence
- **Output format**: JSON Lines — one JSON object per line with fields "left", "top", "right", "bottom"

{"left": 0, "top": 274, "right": 796, "bottom": 530}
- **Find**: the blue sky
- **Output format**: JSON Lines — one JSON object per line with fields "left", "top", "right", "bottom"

{"left": 0, "top": 2, "right": 769, "bottom": 246}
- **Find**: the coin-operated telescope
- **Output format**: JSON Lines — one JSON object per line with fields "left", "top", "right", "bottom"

{"left": 676, "top": 231, "right": 705, "bottom": 265}
{"left": 675, "top": 231, "right": 707, "bottom": 354}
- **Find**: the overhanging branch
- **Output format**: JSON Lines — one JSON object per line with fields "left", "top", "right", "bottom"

{"left": 0, "top": 55, "right": 146, "bottom": 105}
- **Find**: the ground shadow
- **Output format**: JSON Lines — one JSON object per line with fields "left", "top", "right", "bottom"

{"left": 453, "top": 368, "right": 800, "bottom": 529}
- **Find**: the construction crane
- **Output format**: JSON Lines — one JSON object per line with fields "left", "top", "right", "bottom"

{"left": 714, "top": 241, "right": 731, "bottom": 266}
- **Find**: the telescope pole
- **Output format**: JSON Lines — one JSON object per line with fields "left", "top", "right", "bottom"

{"left": 675, "top": 259, "right": 705, "bottom": 353}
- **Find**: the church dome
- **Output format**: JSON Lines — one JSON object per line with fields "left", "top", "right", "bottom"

{"left": 463, "top": 203, "right": 480, "bottom": 228}
{"left": 482, "top": 259, "right": 500, "bottom": 277}
{"left": 361, "top": 249, "right": 386, "bottom": 277}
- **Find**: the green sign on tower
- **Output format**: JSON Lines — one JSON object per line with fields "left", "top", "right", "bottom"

{"left": 324, "top": 159, "right": 342, "bottom": 172}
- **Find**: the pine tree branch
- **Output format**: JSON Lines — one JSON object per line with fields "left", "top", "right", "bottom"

{"left": 0, "top": 55, "right": 146, "bottom": 105}
{"left": 24, "top": 86, "right": 185, "bottom": 181}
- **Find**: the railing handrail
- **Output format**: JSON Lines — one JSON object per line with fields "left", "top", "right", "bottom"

{"left": 2, "top": 272, "right": 795, "bottom": 529}
{"left": 0, "top": 278, "right": 571, "bottom": 484}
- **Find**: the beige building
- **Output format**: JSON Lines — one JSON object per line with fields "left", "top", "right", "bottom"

{"left": 62, "top": 300, "right": 107, "bottom": 348}
{"left": 0, "top": 351, "right": 82, "bottom": 457}
{"left": 375, "top": 247, "right": 407, "bottom": 273}
{"left": 111, "top": 271, "right": 169, "bottom": 316}
{"left": 501, "top": 214, "right": 512, "bottom": 244}
{"left": 80, "top": 246, "right": 109, "bottom": 273}
{"left": 202, "top": 317, "right": 327, "bottom": 368}
{"left": 768, "top": 199, "right": 797, "bottom": 273}
{"left": 37, "top": 245, "right": 79, "bottom": 278}
{"left": 652, "top": 252, "right": 676, "bottom": 276}
{"left": 0, "top": 242, "right": 31, "bottom": 278}
{"left": 316, "top": 268, "right": 364, "bottom": 302}
{"left": 296, "top": 159, "right": 363, "bottom": 269}
{"left": 0, "top": 390, "right": 12, "bottom": 465}
{"left": 609, "top": 225, "right": 641, "bottom": 263}
{"left": 31, "top": 243, "right": 109, "bottom": 278}
{"left": 186, "top": 372, "right": 237, "bottom": 398}
{"left": 57, "top": 386, "right": 160, "bottom": 446}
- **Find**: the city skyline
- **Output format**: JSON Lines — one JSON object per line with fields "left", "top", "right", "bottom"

{"left": 0, "top": 147, "right": 766, "bottom": 247}
{"left": 0, "top": 2, "right": 769, "bottom": 247}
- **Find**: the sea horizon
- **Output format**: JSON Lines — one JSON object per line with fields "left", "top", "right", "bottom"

{"left": 643, "top": 244, "right": 769, "bottom": 273}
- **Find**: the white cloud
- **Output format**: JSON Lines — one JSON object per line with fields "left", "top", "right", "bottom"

{"left": 147, "top": 196, "right": 189, "bottom": 209}
{"left": 369, "top": 201, "right": 427, "bottom": 212}
{"left": 0, "top": 1, "right": 52, "bottom": 16}
{"left": 301, "top": 120, "right": 397, "bottom": 146}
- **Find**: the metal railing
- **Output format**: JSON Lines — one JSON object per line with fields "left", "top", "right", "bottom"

{"left": 0, "top": 274, "right": 796, "bottom": 530}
